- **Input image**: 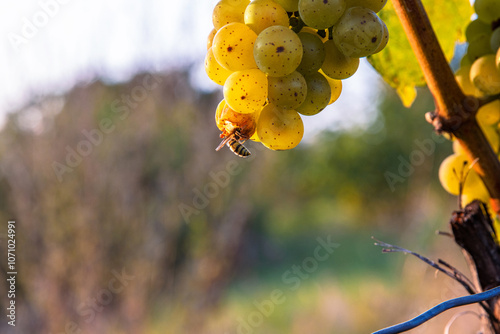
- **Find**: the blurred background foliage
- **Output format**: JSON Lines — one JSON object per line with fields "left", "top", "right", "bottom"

{"left": 0, "top": 69, "right": 484, "bottom": 333}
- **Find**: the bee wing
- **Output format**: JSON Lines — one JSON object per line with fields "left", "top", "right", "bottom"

{"left": 215, "top": 135, "right": 233, "bottom": 151}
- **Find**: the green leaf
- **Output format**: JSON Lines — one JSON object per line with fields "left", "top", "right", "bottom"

{"left": 367, "top": 0, "right": 472, "bottom": 107}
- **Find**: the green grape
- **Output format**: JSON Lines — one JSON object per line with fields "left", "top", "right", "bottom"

{"left": 470, "top": 54, "right": 500, "bottom": 95}
{"left": 467, "top": 34, "right": 494, "bottom": 62}
{"left": 257, "top": 103, "right": 304, "bottom": 150}
{"left": 491, "top": 27, "right": 500, "bottom": 53}
{"left": 213, "top": 22, "right": 258, "bottom": 71}
{"left": 244, "top": 0, "right": 290, "bottom": 35}
{"left": 213, "top": 0, "right": 250, "bottom": 30}
{"left": 205, "top": 47, "right": 234, "bottom": 85}
{"left": 454, "top": 65, "right": 480, "bottom": 96}
{"left": 321, "top": 40, "right": 360, "bottom": 79}
{"left": 298, "top": 0, "right": 346, "bottom": 30}
{"left": 268, "top": 71, "right": 307, "bottom": 109}
{"left": 207, "top": 28, "right": 217, "bottom": 50}
{"left": 273, "top": 0, "right": 299, "bottom": 12}
{"left": 332, "top": 7, "right": 384, "bottom": 58}
{"left": 223, "top": 69, "right": 268, "bottom": 113}
{"left": 371, "top": 19, "right": 388, "bottom": 54}
{"left": 438, "top": 153, "right": 485, "bottom": 196}
{"left": 296, "top": 32, "right": 326, "bottom": 75}
{"left": 254, "top": 26, "right": 303, "bottom": 77}
{"left": 474, "top": 0, "right": 500, "bottom": 24}
{"left": 320, "top": 69, "right": 342, "bottom": 104}
{"left": 465, "top": 19, "right": 491, "bottom": 43}
{"left": 460, "top": 53, "right": 472, "bottom": 68}
{"left": 477, "top": 100, "right": 500, "bottom": 126}
{"left": 345, "top": 0, "right": 387, "bottom": 13}
{"left": 296, "top": 72, "right": 331, "bottom": 116}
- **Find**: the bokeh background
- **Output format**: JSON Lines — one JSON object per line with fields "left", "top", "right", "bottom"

{"left": 0, "top": 1, "right": 484, "bottom": 333}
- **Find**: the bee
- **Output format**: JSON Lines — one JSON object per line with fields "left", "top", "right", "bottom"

{"left": 215, "top": 100, "right": 258, "bottom": 158}
{"left": 216, "top": 128, "right": 251, "bottom": 157}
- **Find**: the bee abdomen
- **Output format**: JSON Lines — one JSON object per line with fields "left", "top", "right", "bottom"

{"left": 227, "top": 138, "right": 251, "bottom": 157}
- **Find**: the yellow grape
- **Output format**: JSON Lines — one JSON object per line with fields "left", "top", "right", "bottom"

{"left": 213, "top": 22, "right": 258, "bottom": 71}
{"left": 298, "top": 0, "right": 346, "bottom": 30}
{"left": 215, "top": 99, "right": 258, "bottom": 137}
{"left": 254, "top": 26, "right": 303, "bottom": 77}
{"left": 497, "top": 47, "right": 500, "bottom": 70}
{"left": 296, "top": 31, "right": 326, "bottom": 75}
{"left": 321, "top": 40, "right": 360, "bottom": 79}
{"left": 223, "top": 69, "right": 268, "bottom": 114}
{"left": 267, "top": 71, "right": 307, "bottom": 109}
{"left": 477, "top": 100, "right": 500, "bottom": 126}
{"left": 439, "top": 153, "right": 485, "bottom": 196}
{"left": 455, "top": 65, "right": 480, "bottom": 97}
{"left": 470, "top": 55, "right": 500, "bottom": 95}
{"left": 207, "top": 28, "right": 217, "bottom": 50}
{"left": 205, "top": 47, "right": 233, "bottom": 85}
{"left": 345, "top": 0, "right": 387, "bottom": 13}
{"left": 296, "top": 72, "right": 331, "bottom": 116}
{"left": 244, "top": 0, "right": 289, "bottom": 35}
{"left": 461, "top": 188, "right": 490, "bottom": 208}
{"left": 257, "top": 103, "right": 304, "bottom": 150}
{"left": 213, "top": 0, "right": 250, "bottom": 30}
{"left": 320, "top": 69, "right": 342, "bottom": 104}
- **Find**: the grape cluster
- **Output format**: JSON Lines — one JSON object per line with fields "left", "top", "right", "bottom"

{"left": 205, "top": 0, "right": 389, "bottom": 156}
{"left": 439, "top": 0, "right": 500, "bottom": 208}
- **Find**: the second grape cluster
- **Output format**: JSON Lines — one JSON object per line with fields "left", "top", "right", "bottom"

{"left": 439, "top": 0, "right": 500, "bottom": 210}
{"left": 206, "top": 0, "right": 389, "bottom": 156}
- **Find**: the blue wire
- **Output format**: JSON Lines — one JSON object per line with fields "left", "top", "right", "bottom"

{"left": 372, "top": 286, "right": 500, "bottom": 334}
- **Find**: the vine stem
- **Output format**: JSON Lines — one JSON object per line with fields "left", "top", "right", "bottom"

{"left": 390, "top": 0, "right": 500, "bottom": 214}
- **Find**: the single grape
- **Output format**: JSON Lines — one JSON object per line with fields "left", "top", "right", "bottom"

{"left": 257, "top": 103, "right": 304, "bottom": 150}
{"left": 332, "top": 6, "right": 384, "bottom": 58}
{"left": 477, "top": 100, "right": 500, "bottom": 126}
{"left": 205, "top": 47, "right": 234, "bottom": 85}
{"left": 454, "top": 65, "right": 480, "bottom": 97}
{"left": 213, "top": 22, "right": 258, "bottom": 71}
{"left": 321, "top": 40, "right": 360, "bottom": 79}
{"left": 213, "top": 0, "right": 250, "bottom": 30}
{"left": 320, "top": 69, "right": 342, "bottom": 104}
{"left": 268, "top": 71, "right": 307, "bottom": 109}
{"left": 470, "top": 54, "right": 500, "bottom": 95}
{"left": 215, "top": 99, "right": 258, "bottom": 137}
{"left": 345, "top": 0, "right": 387, "bottom": 13}
{"left": 207, "top": 28, "right": 217, "bottom": 50}
{"left": 223, "top": 69, "right": 268, "bottom": 113}
{"left": 438, "top": 153, "right": 485, "bottom": 196}
{"left": 467, "top": 34, "right": 494, "bottom": 63}
{"left": 296, "top": 32, "right": 326, "bottom": 75}
{"left": 254, "top": 25, "right": 303, "bottom": 77}
{"left": 244, "top": 0, "right": 290, "bottom": 35}
{"left": 371, "top": 19, "right": 389, "bottom": 54}
{"left": 296, "top": 72, "right": 331, "bottom": 116}
{"left": 474, "top": 0, "right": 500, "bottom": 25}
{"left": 491, "top": 27, "right": 500, "bottom": 53}
{"left": 298, "top": 0, "right": 346, "bottom": 30}
{"left": 273, "top": 0, "right": 299, "bottom": 12}
{"left": 465, "top": 19, "right": 491, "bottom": 43}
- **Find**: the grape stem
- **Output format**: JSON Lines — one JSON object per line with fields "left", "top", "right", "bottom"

{"left": 390, "top": 0, "right": 500, "bottom": 215}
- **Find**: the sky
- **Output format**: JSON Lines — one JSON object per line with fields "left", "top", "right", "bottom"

{"left": 0, "top": 0, "right": 385, "bottom": 138}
